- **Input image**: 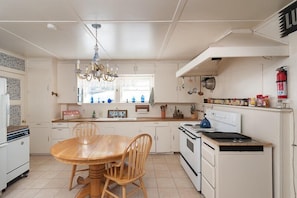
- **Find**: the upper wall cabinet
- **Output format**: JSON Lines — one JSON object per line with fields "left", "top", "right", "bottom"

{"left": 57, "top": 63, "right": 77, "bottom": 103}
{"left": 155, "top": 63, "right": 178, "bottom": 103}
{"left": 26, "top": 58, "right": 59, "bottom": 123}
{"left": 176, "top": 31, "right": 289, "bottom": 77}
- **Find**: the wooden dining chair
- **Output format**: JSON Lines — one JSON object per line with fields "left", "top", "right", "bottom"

{"left": 69, "top": 122, "right": 98, "bottom": 190}
{"left": 101, "top": 133, "right": 152, "bottom": 198}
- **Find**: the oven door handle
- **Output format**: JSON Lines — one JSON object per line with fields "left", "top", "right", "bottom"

{"left": 181, "top": 130, "right": 197, "bottom": 140}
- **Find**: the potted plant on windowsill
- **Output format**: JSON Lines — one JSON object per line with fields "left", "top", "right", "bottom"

{"left": 191, "top": 104, "right": 198, "bottom": 119}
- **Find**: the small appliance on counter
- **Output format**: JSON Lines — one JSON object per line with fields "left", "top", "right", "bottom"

{"left": 63, "top": 110, "right": 80, "bottom": 120}
{"left": 6, "top": 126, "right": 30, "bottom": 185}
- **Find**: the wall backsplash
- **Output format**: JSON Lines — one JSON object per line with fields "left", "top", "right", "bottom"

{"left": 66, "top": 103, "right": 198, "bottom": 120}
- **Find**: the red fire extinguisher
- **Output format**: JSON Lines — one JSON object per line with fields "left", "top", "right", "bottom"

{"left": 276, "top": 66, "right": 288, "bottom": 99}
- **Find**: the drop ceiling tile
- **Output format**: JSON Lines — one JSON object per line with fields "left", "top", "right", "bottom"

{"left": 180, "top": 0, "right": 293, "bottom": 20}
{"left": 72, "top": 0, "right": 179, "bottom": 21}
{"left": 86, "top": 22, "right": 171, "bottom": 59}
{"left": 0, "top": 22, "right": 92, "bottom": 59}
{"left": 0, "top": 28, "right": 51, "bottom": 58}
{"left": 0, "top": 0, "right": 78, "bottom": 21}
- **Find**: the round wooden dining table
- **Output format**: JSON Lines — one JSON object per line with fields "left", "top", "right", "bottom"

{"left": 50, "top": 134, "right": 132, "bottom": 198}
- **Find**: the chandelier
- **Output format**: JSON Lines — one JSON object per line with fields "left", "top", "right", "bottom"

{"left": 76, "top": 24, "right": 118, "bottom": 82}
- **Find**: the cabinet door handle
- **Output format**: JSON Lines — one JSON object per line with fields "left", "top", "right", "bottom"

{"left": 21, "top": 141, "right": 24, "bottom": 145}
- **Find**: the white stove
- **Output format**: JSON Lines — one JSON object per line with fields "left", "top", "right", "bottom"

{"left": 179, "top": 122, "right": 215, "bottom": 137}
{"left": 179, "top": 109, "right": 241, "bottom": 191}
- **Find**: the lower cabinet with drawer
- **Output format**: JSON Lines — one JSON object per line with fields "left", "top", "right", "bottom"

{"left": 201, "top": 135, "right": 273, "bottom": 198}
{"left": 201, "top": 138, "right": 216, "bottom": 198}
{"left": 51, "top": 122, "right": 72, "bottom": 145}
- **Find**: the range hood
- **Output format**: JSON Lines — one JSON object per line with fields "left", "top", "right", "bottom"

{"left": 176, "top": 29, "right": 289, "bottom": 77}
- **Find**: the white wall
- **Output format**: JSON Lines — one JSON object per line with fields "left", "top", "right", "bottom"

{"left": 197, "top": 31, "right": 297, "bottom": 198}
{"left": 202, "top": 56, "right": 289, "bottom": 107}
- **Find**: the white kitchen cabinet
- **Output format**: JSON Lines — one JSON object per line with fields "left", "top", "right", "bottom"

{"left": 201, "top": 136, "right": 273, "bottom": 198}
{"left": 169, "top": 122, "right": 180, "bottom": 152}
{"left": 29, "top": 123, "right": 51, "bottom": 154}
{"left": 154, "top": 63, "right": 178, "bottom": 103}
{"left": 97, "top": 122, "right": 116, "bottom": 135}
{"left": 139, "top": 122, "right": 171, "bottom": 153}
{"left": 68, "top": 122, "right": 80, "bottom": 135}
{"left": 155, "top": 126, "right": 171, "bottom": 152}
{"left": 140, "top": 126, "right": 156, "bottom": 152}
{"left": 51, "top": 122, "right": 71, "bottom": 145}
{"left": 57, "top": 63, "right": 77, "bottom": 103}
{"left": 96, "top": 122, "right": 139, "bottom": 137}
{"left": 114, "top": 122, "right": 139, "bottom": 137}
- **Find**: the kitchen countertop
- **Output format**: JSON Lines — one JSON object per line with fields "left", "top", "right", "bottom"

{"left": 52, "top": 117, "right": 199, "bottom": 123}
{"left": 7, "top": 125, "right": 29, "bottom": 133}
{"left": 201, "top": 133, "right": 273, "bottom": 147}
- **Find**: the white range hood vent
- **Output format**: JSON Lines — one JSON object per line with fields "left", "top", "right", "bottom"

{"left": 176, "top": 30, "right": 289, "bottom": 77}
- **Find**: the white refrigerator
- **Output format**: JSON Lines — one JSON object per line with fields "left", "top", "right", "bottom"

{"left": 0, "top": 78, "right": 9, "bottom": 193}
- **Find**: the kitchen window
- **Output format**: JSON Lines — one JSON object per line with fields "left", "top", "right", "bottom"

{"left": 78, "top": 74, "right": 154, "bottom": 103}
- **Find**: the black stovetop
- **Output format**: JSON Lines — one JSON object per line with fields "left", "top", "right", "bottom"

{"left": 202, "top": 132, "right": 252, "bottom": 142}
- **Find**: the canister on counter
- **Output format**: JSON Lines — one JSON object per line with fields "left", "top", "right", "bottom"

{"left": 256, "top": 95, "right": 263, "bottom": 107}
{"left": 249, "top": 98, "right": 256, "bottom": 107}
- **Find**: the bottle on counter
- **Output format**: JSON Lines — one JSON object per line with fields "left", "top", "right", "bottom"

{"left": 92, "top": 110, "right": 96, "bottom": 118}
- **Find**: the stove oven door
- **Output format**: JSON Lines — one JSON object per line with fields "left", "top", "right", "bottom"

{"left": 7, "top": 135, "right": 30, "bottom": 183}
{"left": 179, "top": 129, "right": 201, "bottom": 175}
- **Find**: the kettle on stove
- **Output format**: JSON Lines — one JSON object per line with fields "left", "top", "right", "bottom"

{"left": 200, "top": 113, "right": 211, "bottom": 128}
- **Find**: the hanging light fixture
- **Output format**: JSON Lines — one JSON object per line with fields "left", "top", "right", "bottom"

{"left": 76, "top": 24, "right": 118, "bottom": 82}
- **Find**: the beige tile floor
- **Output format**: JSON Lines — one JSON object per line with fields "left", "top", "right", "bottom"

{"left": 1, "top": 154, "right": 202, "bottom": 198}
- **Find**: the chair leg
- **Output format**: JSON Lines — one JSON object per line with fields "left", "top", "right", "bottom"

{"left": 122, "top": 185, "right": 126, "bottom": 198}
{"left": 101, "top": 178, "right": 110, "bottom": 198}
{"left": 69, "top": 164, "right": 77, "bottom": 190}
{"left": 139, "top": 177, "right": 148, "bottom": 198}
